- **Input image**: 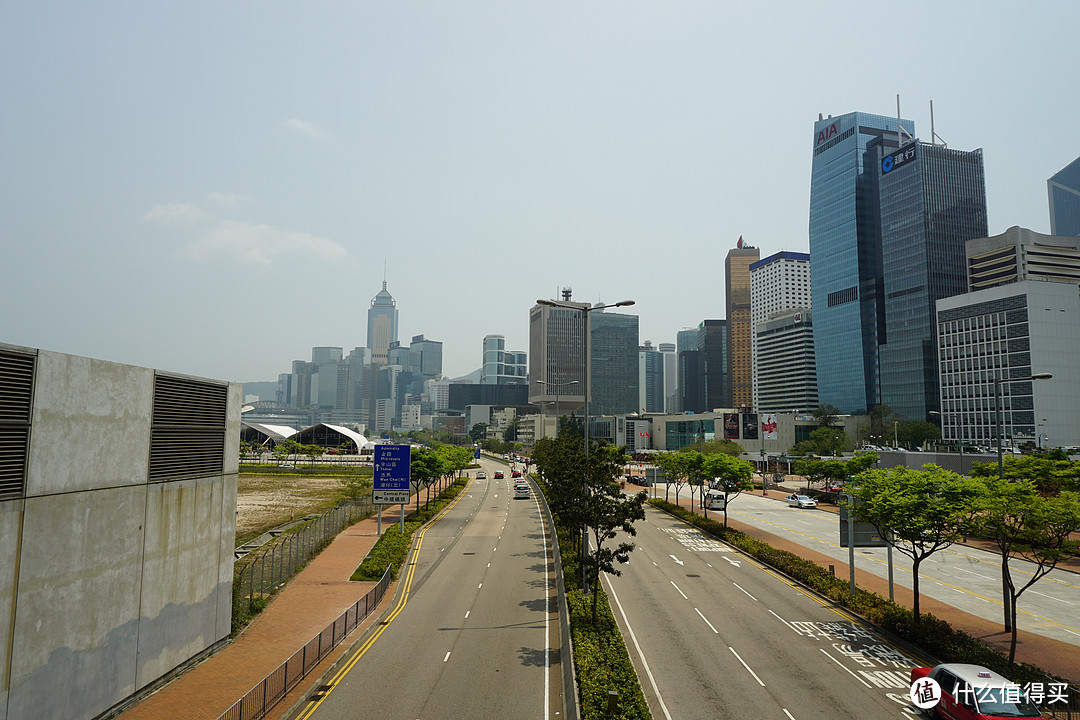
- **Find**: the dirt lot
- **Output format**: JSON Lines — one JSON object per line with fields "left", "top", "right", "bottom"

{"left": 236, "top": 474, "right": 351, "bottom": 542}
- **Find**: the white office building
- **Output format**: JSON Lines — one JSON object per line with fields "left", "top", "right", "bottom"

{"left": 749, "top": 251, "right": 812, "bottom": 410}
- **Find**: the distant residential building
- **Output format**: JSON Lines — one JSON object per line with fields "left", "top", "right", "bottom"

{"left": 1049, "top": 155, "right": 1080, "bottom": 237}
{"left": 725, "top": 240, "right": 759, "bottom": 408}
{"left": 481, "top": 334, "right": 527, "bottom": 384}
{"left": 750, "top": 251, "right": 812, "bottom": 410}
{"left": 755, "top": 309, "right": 818, "bottom": 413}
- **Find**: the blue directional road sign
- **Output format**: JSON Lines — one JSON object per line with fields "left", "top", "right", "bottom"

{"left": 374, "top": 444, "right": 411, "bottom": 504}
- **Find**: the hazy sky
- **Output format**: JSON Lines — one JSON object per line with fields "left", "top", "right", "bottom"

{"left": 4, "top": 1, "right": 1078, "bottom": 383}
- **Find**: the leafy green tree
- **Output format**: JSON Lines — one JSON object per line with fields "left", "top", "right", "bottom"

{"left": 680, "top": 438, "right": 743, "bottom": 457}
{"left": 809, "top": 426, "right": 849, "bottom": 456}
{"left": 794, "top": 457, "right": 846, "bottom": 489}
{"left": 971, "top": 473, "right": 1080, "bottom": 662}
{"left": 702, "top": 453, "right": 754, "bottom": 527}
{"left": 272, "top": 438, "right": 300, "bottom": 465}
{"left": 812, "top": 404, "right": 841, "bottom": 428}
{"left": 339, "top": 474, "right": 371, "bottom": 502}
{"left": 896, "top": 421, "right": 941, "bottom": 450}
{"left": 654, "top": 451, "right": 690, "bottom": 503}
{"left": 409, "top": 446, "right": 445, "bottom": 514}
{"left": 858, "top": 405, "right": 899, "bottom": 447}
{"left": 302, "top": 443, "right": 324, "bottom": 465}
{"left": 579, "top": 443, "right": 648, "bottom": 623}
{"left": 972, "top": 454, "right": 1080, "bottom": 495}
{"left": 502, "top": 420, "right": 519, "bottom": 443}
{"left": 467, "top": 423, "right": 488, "bottom": 443}
{"left": 436, "top": 444, "right": 474, "bottom": 492}
{"left": 845, "top": 465, "right": 982, "bottom": 626}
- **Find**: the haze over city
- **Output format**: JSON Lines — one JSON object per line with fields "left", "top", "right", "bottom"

{"left": 4, "top": 1, "right": 1078, "bottom": 382}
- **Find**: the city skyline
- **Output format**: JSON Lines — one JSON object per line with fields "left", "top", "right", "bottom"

{"left": 4, "top": 3, "right": 1078, "bottom": 383}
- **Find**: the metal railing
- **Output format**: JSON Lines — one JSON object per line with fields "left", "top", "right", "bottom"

{"left": 218, "top": 565, "right": 392, "bottom": 720}
{"left": 233, "top": 498, "right": 374, "bottom": 615}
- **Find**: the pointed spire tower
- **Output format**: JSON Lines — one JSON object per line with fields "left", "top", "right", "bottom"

{"left": 367, "top": 277, "right": 398, "bottom": 364}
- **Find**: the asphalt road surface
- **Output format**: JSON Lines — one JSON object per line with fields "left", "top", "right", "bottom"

{"left": 605, "top": 501, "right": 929, "bottom": 720}
{"left": 290, "top": 459, "right": 563, "bottom": 720}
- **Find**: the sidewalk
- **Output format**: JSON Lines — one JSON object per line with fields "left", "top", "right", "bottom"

{"left": 657, "top": 488, "right": 1080, "bottom": 684}
{"left": 117, "top": 507, "right": 405, "bottom": 720}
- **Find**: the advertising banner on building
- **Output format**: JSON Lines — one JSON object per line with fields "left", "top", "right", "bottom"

{"left": 742, "top": 413, "right": 758, "bottom": 440}
{"left": 724, "top": 413, "right": 740, "bottom": 439}
{"left": 761, "top": 413, "right": 778, "bottom": 440}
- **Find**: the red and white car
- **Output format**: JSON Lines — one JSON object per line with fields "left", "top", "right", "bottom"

{"left": 910, "top": 664, "right": 1043, "bottom": 719}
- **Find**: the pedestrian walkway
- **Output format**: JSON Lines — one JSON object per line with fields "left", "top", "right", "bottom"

{"left": 117, "top": 506, "right": 406, "bottom": 720}
{"left": 659, "top": 489, "right": 1080, "bottom": 685}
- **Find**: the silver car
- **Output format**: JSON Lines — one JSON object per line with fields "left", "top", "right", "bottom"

{"left": 786, "top": 494, "right": 817, "bottom": 509}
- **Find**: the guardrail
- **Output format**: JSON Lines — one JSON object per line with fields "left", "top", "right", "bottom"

{"left": 218, "top": 565, "right": 392, "bottom": 720}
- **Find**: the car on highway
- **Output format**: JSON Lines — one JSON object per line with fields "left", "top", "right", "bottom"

{"left": 910, "top": 663, "right": 1043, "bottom": 718}
{"left": 786, "top": 494, "right": 817, "bottom": 509}
{"left": 494, "top": 471, "right": 504, "bottom": 479}
{"left": 514, "top": 483, "right": 530, "bottom": 499}
{"left": 511, "top": 470, "right": 522, "bottom": 478}
{"left": 476, "top": 471, "right": 486, "bottom": 479}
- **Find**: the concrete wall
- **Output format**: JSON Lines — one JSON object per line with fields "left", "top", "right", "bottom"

{"left": 0, "top": 345, "right": 239, "bottom": 720}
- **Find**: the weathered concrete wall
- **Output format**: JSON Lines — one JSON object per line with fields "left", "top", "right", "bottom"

{"left": 0, "top": 346, "right": 239, "bottom": 720}
{"left": 26, "top": 352, "right": 153, "bottom": 496}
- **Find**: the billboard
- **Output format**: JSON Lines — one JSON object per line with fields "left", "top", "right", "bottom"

{"left": 761, "top": 413, "right": 778, "bottom": 440}
{"left": 742, "top": 413, "right": 758, "bottom": 440}
{"left": 723, "top": 413, "right": 739, "bottom": 439}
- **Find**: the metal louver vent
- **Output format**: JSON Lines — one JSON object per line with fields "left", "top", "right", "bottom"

{"left": 149, "top": 373, "right": 227, "bottom": 482}
{"left": 0, "top": 350, "right": 35, "bottom": 500}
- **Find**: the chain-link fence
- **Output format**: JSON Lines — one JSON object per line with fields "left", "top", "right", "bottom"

{"left": 219, "top": 565, "right": 392, "bottom": 720}
{"left": 233, "top": 497, "right": 374, "bottom": 618}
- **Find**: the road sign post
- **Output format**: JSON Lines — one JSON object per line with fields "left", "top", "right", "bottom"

{"left": 374, "top": 444, "right": 411, "bottom": 533}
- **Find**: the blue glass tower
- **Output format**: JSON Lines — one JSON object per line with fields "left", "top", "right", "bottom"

{"left": 808, "top": 112, "right": 914, "bottom": 414}
{"left": 877, "top": 141, "right": 987, "bottom": 421}
{"left": 1049, "top": 156, "right": 1080, "bottom": 236}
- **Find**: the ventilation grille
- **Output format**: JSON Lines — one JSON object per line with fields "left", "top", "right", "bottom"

{"left": 149, "top": 374, "right": 227, "bottom": 482}
{"left": 0, "top": 350, "right": 35, "bottom": 499}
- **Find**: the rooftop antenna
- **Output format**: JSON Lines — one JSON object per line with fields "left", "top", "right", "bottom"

{"left": 930, "top": 99, "right": 947, "bottom": 147}
{"left": 896, "top": 94, "right": 914, "bottom": 146}
{"left": 383, "top": 260, "right": 387, "bottom": 289}
{"left": 561, "top": 287, "right": 573, "bottom": 302}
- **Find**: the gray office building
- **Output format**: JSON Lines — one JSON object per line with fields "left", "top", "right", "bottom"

{"left": 590, "top": 312, "right": 639, "bottom": 416}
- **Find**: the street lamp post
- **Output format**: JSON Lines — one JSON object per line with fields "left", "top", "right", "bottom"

{"left": 893, "top": 421, "right": 899, "bottom": 450}
{"left": 538, "top": 297, "right": 635, "bottom": 594}
{"left": 993, "top": 370, "right": 1052, "bottom": 631}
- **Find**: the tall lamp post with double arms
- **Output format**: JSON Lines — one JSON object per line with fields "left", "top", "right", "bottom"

{"left": 537, "top": 297, "right": 635, "bottom": 593}
{"left": 993, "top": 370, "right": 1052, "bottom": 630}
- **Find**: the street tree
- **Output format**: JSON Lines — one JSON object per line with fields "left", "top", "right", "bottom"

{"left": 971, "top": 473, "right": 1080, "bottom": 663}
{"left": 812, "top": 404, "right": 841, "bottom": 428}
{"left": 467, "top": 423, "right": 488, "bottom": 443}
{"left": 809, "top": 426, "right": 849, "bottom": 456}
{"left": 702, "top": 453, "right": 754, "bottom": 527}
{"left": 896, "top": 421, "right": 941, "bottom": 450}
{"left": 579, "top": 443, "right": 648, "bottom": 623}
{"left": 654, "top": 451, "right": 690, "bottom": 503}
{"left": 409, "top": 446, "right": 445, "bottom": 514}
{"left": 845, "top": 465, "right": 982, "bottom": 627}
{"left": 680, "top": 438, "right": 743, "bottom": 457}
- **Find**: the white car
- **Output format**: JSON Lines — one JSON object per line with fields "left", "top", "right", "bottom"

{"left": 514, "top": 484, "right": 530, "bottom": 499}
{"left": 786, "top": 494, "right": 817, "bottom": 509}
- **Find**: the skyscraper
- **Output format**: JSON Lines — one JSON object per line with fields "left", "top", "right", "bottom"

{"left": 725, "top": 240, "right": 759, "bottom": 409}
{"left": 529, "top": 293, "right": 588, "bottom": 416}
{"left": 367, "top": 281, "right": 398, "bottom": 365}
{"left": 809, "top": 111, "right": 914, "bottom": 413}
{"left": 408, "top": 335, "right": 443, "bottom": 380}
{"left": 1048, "top": 155, "right": 1080, "bottom": 236}
{"left": 749, "top": 251, "right": 812, "bottom": 410}
{"left": 698, "top": 320, "right": 729, "bottom": 411}
{"left": 639, "top": 341, "right": 665, "bottom": 414}
{"left": 658, "top": 342, "right": 678, "bottom": 412}
{"left": 481, "top": 334, "right": 527, "bottom": 384}
{"left": 590, "top": 312, "right": 639, "bottom": 416}
{"left": 877, "top": 140, "right": 987, "bottom": 421}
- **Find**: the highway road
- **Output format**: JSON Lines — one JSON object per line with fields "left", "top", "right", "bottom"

{"left": 720, "top": 491, "right": 1080, "bottom": 647}
{"left": 290, "top": 458, "right": 563, "bottom": 720}
{"left": 605, "top": 501, "right": 928, "bottom": 720}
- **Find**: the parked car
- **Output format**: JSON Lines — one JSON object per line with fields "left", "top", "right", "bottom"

{"left": 786, "top": 494, "right": 817, "bottom": 509}
{"left": 910, "top": 663, "right": 1043, "bottom": 718}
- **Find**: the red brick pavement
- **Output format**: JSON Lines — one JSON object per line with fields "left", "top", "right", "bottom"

{"left": 117, "top": 506, "right": 406, "bottom": 720}
{"left": 653, "top": 487, "right": 1080, "bottom": 684}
